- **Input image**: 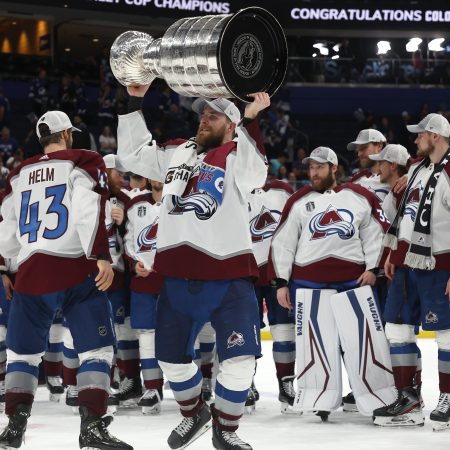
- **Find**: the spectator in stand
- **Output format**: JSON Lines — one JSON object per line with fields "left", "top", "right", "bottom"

{"left": 97, "top": 82, "right": 115, "bottom": 128}
{"left": 98, "top": 125, "right": 117, "bottom": 156}
{"left": 6, "top": 148, "right": 23, "bottom": 171}
{"left": 265, "top": 129, "right": 282, "bottom": 160}
{"left": 158, "top": 84, "right": 179, "bottom": 118}
{"left": 72, "top": 115, "right": 95, "bottom": 151}
{"left": 0, "top": 88, "right": 10, "bottom": 129}
{"left": 57, "top": 74, "right": 77, "bottom": 117}
{"left": 98, "top": 46, "right": 114, "bottom": 85}
{"left": 28, "top": 68, "right": 52, "bottom": 117}
{"left": 0, "top": 158, "right": 9, "bottom": 190}
{"left": 278, "top": 165, "right": 289, "bottom": 182}
{"left": 276, "top": 110, "right": 290, "bottom": 136}
{"left": 114, "top": 86, "right": 128, "bottom": 117}
{"left": 73, "top": 74, "right": 88, "bottom": 119}
{"left": 287, "top": 171, "right": 298, "bottom": 190}
{"left": 0, "top": 127, "right": 19, "bottom": 164}
{"left": 22, "top": 115, "right": 42, "bottom": 160}
{"left": 292, "top": 147, "right": 309, "bottom": 183}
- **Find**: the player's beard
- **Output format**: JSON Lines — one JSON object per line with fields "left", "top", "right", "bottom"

{"left": 360, "top": 157, "right": 375, "bottom": 169}
{"left": 311, "top": 168, "right": 335, "bottom": 192}
{"left": 196, "top": 123, "right": 227, "bottom": 149}
{"left": 416, "top": 141, "right": 433, "bottom": 158}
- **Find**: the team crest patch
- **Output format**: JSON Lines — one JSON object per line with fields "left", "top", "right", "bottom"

{"left": 169, "top": 192, "right": 218, "bottom": 220}
{"left": 98, "top": 326, "right": 107, "bottom": 337}
{"left": 425, "top": 311, "right": 438, "bottom": 324}
{"left": 309, "top": 204, "right": 355, "bottom": 240}
{"left": 249, "top": 206, "right": 281, "bottom": 243}
{"left": 227, "top": 331, "right": 245, "bottom": 349}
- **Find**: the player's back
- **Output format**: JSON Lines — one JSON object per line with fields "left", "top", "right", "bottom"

{"left": 1, "top": 149, "right": 110, "bottom": 294}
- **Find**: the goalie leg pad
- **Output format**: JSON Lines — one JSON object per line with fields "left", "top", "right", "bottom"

{"left": 294, "top": 288, "right": 342, "bottom": 413}
{"left": 330, "top": 285, "right": 396, "bottom": 416}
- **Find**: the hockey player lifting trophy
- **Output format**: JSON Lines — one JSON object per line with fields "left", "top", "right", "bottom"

{"left": 109, "top": 6, "right": 287, "bottom": 101}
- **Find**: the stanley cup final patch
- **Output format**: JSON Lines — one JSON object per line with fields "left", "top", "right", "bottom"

{"left": 231, "top": 33, "right": 263, "bottom": 79}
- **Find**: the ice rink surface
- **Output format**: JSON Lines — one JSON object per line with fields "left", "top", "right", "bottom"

{"left": 2, "top": 339, "right": 448, "bottom": 450}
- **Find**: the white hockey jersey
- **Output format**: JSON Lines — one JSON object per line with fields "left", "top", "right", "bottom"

{"left": 105, "top": 192, "right": 127, "bottom": 291}
{"left": 351, "top": 169, "right": 390, "bottom": 203}
{"left": 269, "top": 183, "right": 388, "bottom": 283}
{"left": 124, "top": 188, "right": 163, "bottom": 294}
{"left": 390, "top": 160, "right": 450, "bottom": 270}
{"left": 117, "top": 110, "right": 267, "bottom": 280}
{"left": 0, "top": 150, "right": 110, "bottom": 295}
{"left": 248, "top": 180, "right": 293, "bottom": 286}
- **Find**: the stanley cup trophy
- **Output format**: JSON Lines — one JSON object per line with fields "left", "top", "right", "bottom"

{"left": 110, "top": 7, "right": 288, "bottom": 102}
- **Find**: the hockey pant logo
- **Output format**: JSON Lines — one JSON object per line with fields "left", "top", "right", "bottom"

{"left": 227, "top": 331, "right": 245, "bottom": 349}
{"left": 294, "top": 286, "right": 396, "bottom": 416}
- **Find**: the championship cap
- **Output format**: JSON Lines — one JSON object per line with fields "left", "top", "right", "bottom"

{"left": 36, "top": 111, "right": 81, "bottom": 138}
{"left": 103, "top": 154, "right": 128, "bottom": 172}
{"left": 406, "top": 113, "right": 450, "bottom": 137}
{"left": 302, "top": 146, "right": 338, "bottom": 166}
{"left": 192, "top": 97, "right": 241, "bottom": 125}
{"left": 347, "top": 129, "right": 387, "bottom": 151}
{"left": 368, "top": 144, "right": 410, "bottom": 166}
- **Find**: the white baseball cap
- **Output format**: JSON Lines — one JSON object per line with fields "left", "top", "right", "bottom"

{"left": 368, "top": 144, "right": 410, "bottom": 166}
{"left": 347, "top": 129, "right": 387, "bottom": 151}
{"left": 192, "top": 97, "right": 241, "bottom": 125}
{"left": 302, "top": 146, "right": 338, "bottom": 166}
{"left": 406, "top": 113, "right": 450, "bottom": 137}
{"left": 103, "top": 154, "right": 128, "bottom": 172}
{"left": 36, "top": 110, "right": 81, "bottom": 138}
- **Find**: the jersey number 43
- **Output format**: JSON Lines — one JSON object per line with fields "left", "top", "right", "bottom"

{"left": 19, "top": 184, "right": 68, "bottom": 243}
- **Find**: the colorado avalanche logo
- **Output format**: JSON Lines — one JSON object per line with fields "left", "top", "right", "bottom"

{"left": 227, "top": 331, "right": 245, "bottom": 349}
{"left": 309, "top": 205, "right": 355, "bottom": 240}
{"left": 137, "top": 217, "right": 158, "bottom": 252}
{"left": 249, "top": 206, "right": 281, "bottom": 243}
{"left": 169, "top": 192, "right": 218, "bottom": 220}
{"left": 404, "top": 181, "right": 423, "bottom": 221}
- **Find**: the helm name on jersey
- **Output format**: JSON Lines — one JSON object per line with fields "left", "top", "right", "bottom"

{"left": 249, "top": 206, "right": 281, "bottom": 242}
{"left": 309, "top": 204, "right": 355, "bottom": 240}
{"left": 28, "top": 167, "right": 54, "bottom": 185}
{"left": 137, "top": 217, "right": 158, "bottom": 252}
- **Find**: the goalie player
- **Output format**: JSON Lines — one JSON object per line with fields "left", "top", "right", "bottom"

{"left": 269, "top": 146, "right": 396, "bottom": 420}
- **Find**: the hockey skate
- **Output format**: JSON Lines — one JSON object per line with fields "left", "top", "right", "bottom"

{"left": 167, "top": 403, "right": 211, "bottom": 449}
{"left": 278, "top": 376, "right": 301, "bottom": 415}
{"left": 115, "top": 377, "right": 142, "bottom": 407}
{"left": 244, "top": 389, "right": 255, "bottom": 415}
{"left": 107, "top": 390, "right": 119, "bottom": 415}
{"left": 138, "top": 388, "right": 163, "bottom": 415}
{"left": 201, "top": 378, "right": 213, "bottom": 403}
{"left": 0, "top": 404, "right": 31, "bottom": 449}
{"left": 46, "top": 375, "right": 64, "bottom": 402}
{"left": 65, "top": 385, "right": 79, "bottom": 414}
{"left": 0, "top": 380, "right": 5, "bottom": 413}
{"left": 250, "top": 381, "right": 259, "bottom": 402}
{"left": 430, "top": 392, "right": 450, "bottom": 431}
{"left": 342, "top": 391, "right": 358, "bottom": 412}
{"left": 211, "top": 404, "right": 252, "bottom": 450}
{"left": 79, "top": 407, "right": 133, "bottom": 450}
{"left": 373, "top": 387, "right": 424, "bottom": 427}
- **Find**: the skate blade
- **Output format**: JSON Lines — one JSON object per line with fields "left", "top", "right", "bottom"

{"left": 119, "top": 398, "right": 139, "bottom": 408}
{"left": 245, "top": 404, "right": 255, "bottom": 415}
{"left": 179, "top": 423, "right": 212, "bottom": 449}
{"left": 142, "top": 404, "right": 161, "bottom": 415}
{"left": 431, "top": 420, "right": 450, "bottom": 432}
{"left": 342, "top": 404, "right": 358, "bottom": 413}
{"left": 49, "top": 393, "right": 62, "bottom": 403}
{"left": 107, "top": 405, "right": 118, "bottom": 415}
{"left": 280, "top": 403, "right": 302, "bottom": 415}
{"left": 373, "top": 413, "right": 425, "bottom": 427}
